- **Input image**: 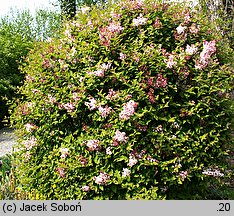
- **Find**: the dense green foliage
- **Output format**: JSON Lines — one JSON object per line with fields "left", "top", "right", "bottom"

{"left": 0, "top": 9, "right": 61, "bottom": 125}
{"left": 12, "top": 0, "right": 233, "bottom": 199}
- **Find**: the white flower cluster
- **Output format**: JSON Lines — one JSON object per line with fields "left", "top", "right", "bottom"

{"left": 202, "top": 168, "right": 224, "bottom": 177}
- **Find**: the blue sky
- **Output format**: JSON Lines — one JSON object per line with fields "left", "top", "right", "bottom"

{"left": 0, "top": 0, "right": 59, "bottom": 17}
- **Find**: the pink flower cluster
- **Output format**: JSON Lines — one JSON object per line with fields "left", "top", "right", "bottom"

{"left": 132, "top": 14, "right": 147, "bottom": 27}
{"left": 19, "top": 102, "right": 34, "bottom": 115}
{"left": 195, "top": 40, "right": 216, "bottom": 69}
{"left": 88, "top": 62, "right": 112, "bottom": 77}
{"left": 176, "top": 24, "right": 187, "bottom": 35}
{"left": 106, "top": 146, "right": 113, "bottom": 155}
{"left": 72, "top": 92, "right": 81, "bottom": 101}
{"left": 185, "top": 44, "right": 197, "bottom": 55}
{"left": 24, "top": 123, "right": 38, "bottom": 132}
{"left": 86, "top": 139, "right": 100, "bottom": 151}
{"left": 22, "top": 137, "right": 37, "bottom": 150}
{"left": 122, "top": 168, "right": 131, "bottom": 177}
{"left": 119, "top": 52, "right": 127, "bottom": 61}
{"left": 56, "top": 167, "right": 66, "bottom": 178}
{"left": 59, "top": 102, "right": 75, "bottom": 113}
{"left": 113, "top": 130, "right": 128, "bottom": 143}
{"left": 128, "top": 154, "right": 138, "bottom": 167}
{"left": 146, "top": 155, "right": 158, "bottom": 163}
{"left": 119, "top": 100, "right": 138, "bottom": 120}
{"left": 82, "top": 185, "right": 90, "bottom": 192}
{"left": 189, "top": 23, "right": 200, "bottom": 34}
{"left": 155, "top": 74, "right": 167, "bottom": 88}
{"left": 79, "top": 156, "right": 88, "bottom": 166}
{"left": 147, "top": 88, "right": 155, "bottom": 103}
{"left": 98, "top": 105, "right": 112, "bottom": 118}
{"left": 178, "top": 171, "right": 188, "bottom": 181}
{"left": 93, "top": 171, "right": 110, "bottom": 185}
{"left": 153, "top": 17, "right": 162, "bottom": 29}
{"left": 121, "top": 0, "right": 145, "bottom": 10}
{"left": 106, "top": 89, "right": 119, "bottom": 100}
{"left": 202, "top": 168, "right": 224, "bottom": 177}
{"left": 99, "top": 22, "right": 124, "bottom": 47}
{"left": 48, "top": 94, "right": 57, "bottom": 104}
{"left": 153, "top": 124, "right": 163, "bottom": 132}
{"left": 90, "top": 69, "right": 105, "bottom": 77}
{"left": 165, "top": 54, "right": 177, "bottom": 68}
{"left": 60, "top": 148, "right": 69, "bottom": 159}
{"left": 85, "top": 97, "right": 97, "bottom": 110}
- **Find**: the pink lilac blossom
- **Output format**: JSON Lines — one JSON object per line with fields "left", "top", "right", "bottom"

{"left": 60, "top": 148, "right": 69, "bottom": 159}
{"left": 138, "top": 150, "right": 146, "bottom": 159}
{"left": 195, "top": 40, "right": 216, "bottom": 69}
{"left": 147, "top": 90, "right": 156, "bottom": 103}
{"left": 98, "top": 105, "right": 112, "bottom": 118}
{"left": 122, "top": 168, "right": 131, "bottom": 177}
{"left": 80, "top": 6, "right": 90, "bottom": 14}
{"left": 185, "top": 44, "right": 198, "bottom": 55}
{"left": 72, "top": 92, "right": 80, "bottom": 101}
{"left": 22, "top": 137, "right": 37, "bottom": 150}
{"left": 132, "top": 14, "right": 148, "bottom": 27}
{"left": 153, "top": 17, "right": 162, "bottom": 28}
{"left": 82, "top": 185, "right": 90, "bottom": 192}
{"left": 146, "top": 155, "right": 158, "bottom": 163}
{"left": 85, "top": 97, "right": 98, "bottom": 110}
{"left": 32, "top": 89, "right": 41, "bottom": 94}
{"left": 25, "top": 75, "right": 35, "bottom": 82}
{"left": 20, "top": 102, "right": 34, "bottom": 115}
{"left": 107, "top": 22, "right": 124, "bottom": 33}
{"left": 99, "top": 22, "right": 124, "bottom": 47}
{"left": 86, "top": 139, "right": 100, "bottom": 151}
{"left": 48, "top": 94, "right": 57, "bottom": 104}
{"left": 156, "top": 74, "right": 167, "bottom": 88}
{"left": 178, "top": 171, "right": 188, "bottom": 181}
{"left": 110, "top": 11, "right": 122, "bottom": 19}
{"left": 119, "top": 100, "right": 138, "bottom": 120}
{"left": 176, "top": 24, "right": 187, "bottom": 35}
{"left": 124, "top": 0, "right": 145, "bottom": 10}
{"left": 113, "top": 130, "right": 128, "bottom": 143}
{"left": 165, "top": 54, "right": 177, "bottom": 68}
{"left": 128, "top": 155, "right": 138, "bottom": 167}
{"left": 93, "top": 171, "right": 110, "bottom": 185}
{"left": 106, "top": 147, "right": 113, "bottom": 155}
{"left": 88, "top": 62, "right": 112, "bottom": 77}
{"left": 91, "top": 69, "right": 105, "bottom": 77}
{"left": 153, "top": 125, "right": 163, "bottom": 132}
{"left": 58, "top": 59, "right": 69, "bottom": 70}
{"left": 183, "top": 11, "right": 191, "bottom": 24}
{"left": 189, "top": 23, "right": 200, "bottom": 34}
{"left": 202, "top": 168, "right": 224, "bottom": 177}
{"left": 119, "top": 52, "right": 127, "bottom": 61}
{"left": 24, "top": 123, "right": 37, "bottom": 132}
{"left": 100, "top": 62, "right": 112, "bottom": 70}
{"left": 106, "top": 89, "right": 118, "bottom": 100}
{"left": 56, "top": 167, "right": 66, "bottom": 178}
{"left": 62, "top": 102, "right": 75, "bottom": 112}
{"left": 79, "top": 156, "right": 88, "bottom": 166}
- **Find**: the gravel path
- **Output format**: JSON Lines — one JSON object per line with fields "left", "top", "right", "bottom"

{"left": 0, "top": 127, "right": 17, "bottom": 157}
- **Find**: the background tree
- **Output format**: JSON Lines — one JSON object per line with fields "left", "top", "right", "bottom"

{"left": 199, "top": 0, "right": 233, "bottom": 46}
{"left": 60, "top": 0, "right": 76, "bottom": 19}
{"left": 0, "top": 9, "right": 61, "bottom": 127}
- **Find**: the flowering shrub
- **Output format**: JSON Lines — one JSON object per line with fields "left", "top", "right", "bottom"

{"left": 12, "top": 0, "right": 233, "bottom": 199}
